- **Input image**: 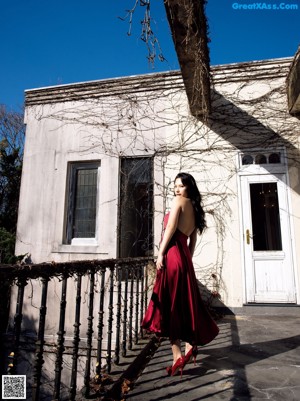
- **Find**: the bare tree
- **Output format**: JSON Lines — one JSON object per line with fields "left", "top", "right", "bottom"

{"left": 0, "top": 105, "right": 25, "bottom": 262}
{"left": 119, "top": 0, "right": 166, "bottom": 66}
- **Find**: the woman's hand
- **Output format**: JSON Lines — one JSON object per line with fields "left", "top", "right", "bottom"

{"left": 156, "top": 253, "right": 164, "bottom": 270}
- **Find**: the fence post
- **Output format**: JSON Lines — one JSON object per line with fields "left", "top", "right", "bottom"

{"left": 69, "top": 273, "right": 82, "bottom": 400}
{"left": 8, "top": 277, "right": 27, "bottom": 374}
{"left": 32, "top": 277, "right": 49, "bottom": 401}
{"left": 83, "top": 269, "right": 95, "bottom": 398}
{"left": 53, "top": 276, "right": 68, "bottom": 400}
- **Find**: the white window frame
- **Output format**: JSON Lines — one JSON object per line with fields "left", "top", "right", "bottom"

{"left": 64, "top": 161, "right": 100, "bottom": 246}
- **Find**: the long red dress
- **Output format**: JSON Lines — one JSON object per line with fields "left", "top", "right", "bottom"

{"left": 141, "top": 214, "right": 219, "bottom": 345}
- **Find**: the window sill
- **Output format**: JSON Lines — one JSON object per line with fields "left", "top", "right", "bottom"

{"left": 71, "top": 238, "right": 98, "bottom": 246}
{"left": 52, "top": 243, "right": 108, "bottom": 255}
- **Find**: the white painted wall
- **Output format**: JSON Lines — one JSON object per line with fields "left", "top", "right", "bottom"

{"left": 16, "top": 59, "right": 300, "bottom": 308}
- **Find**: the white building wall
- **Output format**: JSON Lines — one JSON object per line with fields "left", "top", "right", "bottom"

{"left": 16, "top": 59, "right": 300, "bottom": 308}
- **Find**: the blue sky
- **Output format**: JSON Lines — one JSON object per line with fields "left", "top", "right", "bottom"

{"left": 1, "top": 0, "right": 299, "bottom": 110}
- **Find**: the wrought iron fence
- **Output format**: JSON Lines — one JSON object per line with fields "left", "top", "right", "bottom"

{"left": 0, "top": 257, "right": 155, "bottom": 400}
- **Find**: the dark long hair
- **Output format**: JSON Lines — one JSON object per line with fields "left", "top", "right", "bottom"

{"left": 175, "top": 172, "right": 206, "bottom": 234}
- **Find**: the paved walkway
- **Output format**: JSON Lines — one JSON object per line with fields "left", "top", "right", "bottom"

{"left": 127, "top": 314, "right": 300, "bottom": 400}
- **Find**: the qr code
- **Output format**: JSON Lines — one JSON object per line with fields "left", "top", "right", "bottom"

{"left": 2, "top": 375, "right": 26, "bottom": 399}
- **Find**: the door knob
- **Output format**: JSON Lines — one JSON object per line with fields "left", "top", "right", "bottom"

{"left": 246, "top": 229, "right": 251, "bottom": 244}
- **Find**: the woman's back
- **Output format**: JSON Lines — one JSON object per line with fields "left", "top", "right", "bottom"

{"left": 176, "top": 197, "right": 195, "bottom": 237}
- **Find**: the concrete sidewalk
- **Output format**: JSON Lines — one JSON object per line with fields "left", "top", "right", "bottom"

{"left": 127, "top": 314, "right": 300, "bottom": 400}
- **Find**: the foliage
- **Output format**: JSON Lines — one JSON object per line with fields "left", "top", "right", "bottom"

{"left": 0, "top": 104, "right": 24, "bottom": 160}
{"left": 0, "top": 146, "right": 22, "bottom": 231}
{"left": 0, "top": 105, "right": 25, "bottom": 262}
{"left": 0, "top": 227, "right": 18, "bottom": 263}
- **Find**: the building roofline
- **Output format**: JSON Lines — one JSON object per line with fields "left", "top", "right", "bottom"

{"left": 24, "top": 70, "right": 182, "bottom": 94}
{"left": 286, "top": 47, "right": 300, "bottom": 116}
{"left": 25, "top": 57, "right": 293, "bottom": 107}
{"left": 211, "top": 56, "right": 293, "bottom": 70}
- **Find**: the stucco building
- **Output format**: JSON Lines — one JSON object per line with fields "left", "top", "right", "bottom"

{"left": 16, "top": 57, "right": 300, "bottom": 310}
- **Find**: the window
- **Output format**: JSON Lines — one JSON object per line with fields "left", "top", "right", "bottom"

{"left": 119, "top": 157, "right": 153, "bottom": 258}
{"left": 65, "top": 162, "right": 100, "bottom": 244}
{"left": 242, "top": 155, "right": 254, "bottom": 165}
{"left": 250, "top": 182, "right": 282, "bottom": 251}
{"left": 269, "top": 153, "right": 281, "bottom": 164}
{"left": 241, "top": 151, "right": 282, "bottom": 166}
{"left": 255, "top": 154, "right": 267, "bottom": 164}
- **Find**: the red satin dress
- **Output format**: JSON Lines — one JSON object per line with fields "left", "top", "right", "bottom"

{"left": 141, "top": 213, "right": 219, "bottom": 345}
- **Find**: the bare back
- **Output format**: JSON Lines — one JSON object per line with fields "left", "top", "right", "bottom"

{"left": 177, "top": 197, "right": 195, "bottom": 237}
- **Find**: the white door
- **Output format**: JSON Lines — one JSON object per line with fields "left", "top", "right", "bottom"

{"left": 241, "top": 174, "right": 296, "bottom": 303}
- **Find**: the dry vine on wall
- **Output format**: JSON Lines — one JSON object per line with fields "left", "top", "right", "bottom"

{"left": 36, "top": 62, "right": 300, "bottom": 309}
{"left": 30, "top": 2, "right": 299, "bottom": 307}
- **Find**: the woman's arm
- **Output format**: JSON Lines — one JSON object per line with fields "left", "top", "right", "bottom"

{"left": 156, "top": 197, "right": 181, "bottom": 270}
{"left": 188, "top": 228, "right": 197, "bottom": 257}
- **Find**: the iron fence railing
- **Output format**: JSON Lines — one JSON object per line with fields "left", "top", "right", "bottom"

{"left": 0, "top": 257, "right": 155, "bottom": 400}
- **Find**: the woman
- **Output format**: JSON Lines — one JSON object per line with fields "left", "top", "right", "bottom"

{"left": 141, "top": 172, "right": 219, "bottom": 377}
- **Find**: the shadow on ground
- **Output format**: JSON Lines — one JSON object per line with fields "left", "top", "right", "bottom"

{"left": 126, "top": 314, "right": 300, "bottom": 401}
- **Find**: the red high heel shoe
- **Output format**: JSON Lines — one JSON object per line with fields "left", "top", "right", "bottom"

{"left": 184, "top": 346, "right": 198, "bottom": 365}
{"left": 166, "top": 357, "right": 185, "bottom": 378}
{"left": 166, "top": 365, "right": 172, "bottom": 376}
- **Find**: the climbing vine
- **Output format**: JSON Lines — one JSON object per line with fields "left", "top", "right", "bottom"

{"left": 119, "top": 0, "right": 166, "bottom": 66}
{"left": 27, "top": 59, "right": 300, "bottom": 306}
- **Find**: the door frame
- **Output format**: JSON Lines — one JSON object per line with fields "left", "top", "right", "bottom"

{"left": 237, "top": 148, "right": 298, "bottom": 304}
